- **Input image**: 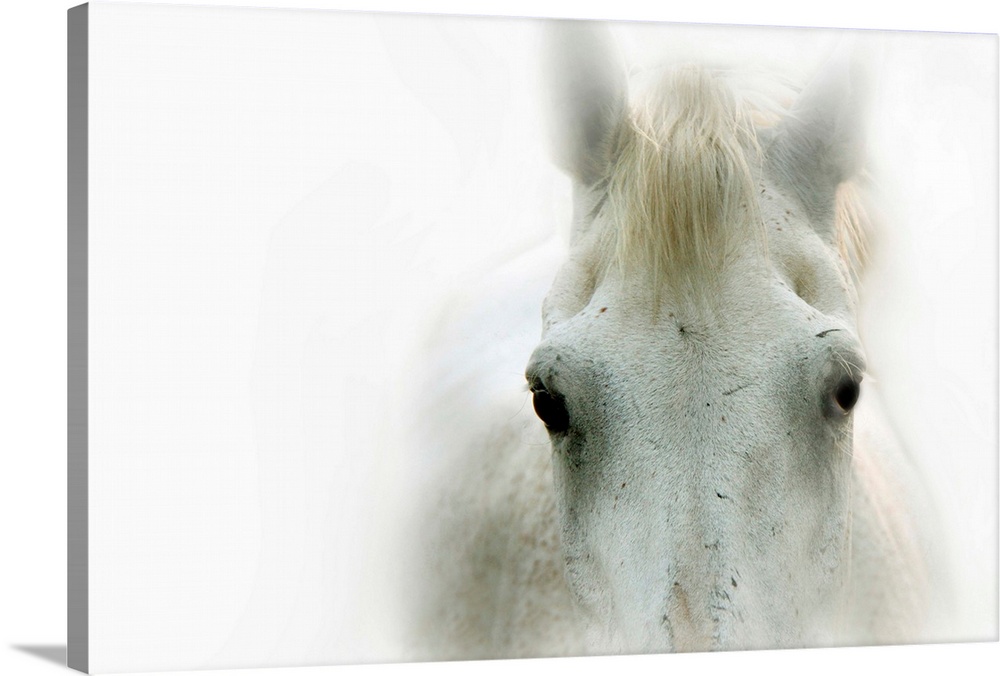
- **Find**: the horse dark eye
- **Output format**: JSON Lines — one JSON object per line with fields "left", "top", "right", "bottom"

{"left": 532, "top": 389, "right": 570, "bottom": 433}
{"left": 833, "top": 378, "right": 861, "bottom": 413}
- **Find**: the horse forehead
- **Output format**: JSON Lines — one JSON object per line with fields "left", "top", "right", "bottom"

{"left": 598, "top": 256, "right": 798, "bottom": 333}
{"left": 540, "top": 188, "right": 838, "bottom": 365}
{"left": 545, "top": 282, "right": 803, "bottom": 381}
{"left": 544, "top": 206, "right": 828, "bottom": 330}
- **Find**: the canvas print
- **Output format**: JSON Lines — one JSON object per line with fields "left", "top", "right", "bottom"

{"left": 68, "top": 2, "right": 997, "bottom": 673}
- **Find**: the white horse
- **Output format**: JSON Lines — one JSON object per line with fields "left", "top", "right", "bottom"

{"left": 401, "top": 22, "right": 939, "bottom": 659}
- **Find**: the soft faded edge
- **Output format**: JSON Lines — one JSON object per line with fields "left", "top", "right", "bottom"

{"left": 68, "top": 3, "right": 89, "bottom": 673}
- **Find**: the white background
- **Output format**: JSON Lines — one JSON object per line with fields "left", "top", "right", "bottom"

{"left": 1, "top": 1, "right": 998, "bottom": 675}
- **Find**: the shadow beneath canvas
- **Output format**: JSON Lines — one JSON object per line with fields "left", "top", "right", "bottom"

{"left": 11, "top": 644, "right": 66, "bottom": 668}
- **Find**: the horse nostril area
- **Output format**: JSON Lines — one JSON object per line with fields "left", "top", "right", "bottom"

{"left": 664, "top": 582, "right": 713, "bottom": 653}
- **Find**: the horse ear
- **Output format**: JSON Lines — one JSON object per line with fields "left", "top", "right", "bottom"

{"left": 543, "top": 21, "right": 627, "bottom": 186}
{"left": 769, "top": 43, "right": 871, "bottom": 214}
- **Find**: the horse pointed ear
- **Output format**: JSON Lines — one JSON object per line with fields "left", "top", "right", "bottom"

{"left": 543, "top": 21, "right": 627, "bottom": 186}
{"left": 770, "top": 42, "right": 871, "bottom": 213}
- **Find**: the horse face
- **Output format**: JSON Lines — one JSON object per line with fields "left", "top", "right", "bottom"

{"left": 532, "top": 23, "right": 870, "bottom": 652}
{"left": 527, "top": 203, "right": 865, "bottom": 652}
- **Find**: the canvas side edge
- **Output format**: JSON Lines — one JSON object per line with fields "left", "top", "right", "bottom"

{"left": 68, "top": 3, "right": 89, "bottom": 673}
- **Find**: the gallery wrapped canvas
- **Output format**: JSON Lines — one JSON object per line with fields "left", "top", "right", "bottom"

{"left": 68, "top": 2, "right": 997, "bottom": 672}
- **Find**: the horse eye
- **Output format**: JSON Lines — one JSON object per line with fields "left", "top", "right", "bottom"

{"left": 832, "top": 377, "right": 861, "bottom": 414}
{"left": 532, "top": 388, "right": 570, "bottom": 433}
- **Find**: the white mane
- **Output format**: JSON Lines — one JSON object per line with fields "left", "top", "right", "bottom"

{"left": 600, "top": 67, "right": 765, "bottom": 295}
